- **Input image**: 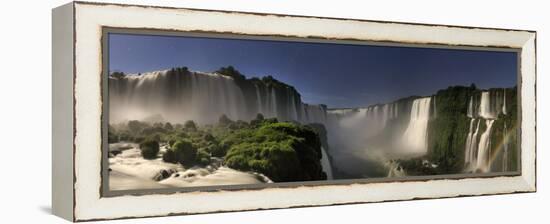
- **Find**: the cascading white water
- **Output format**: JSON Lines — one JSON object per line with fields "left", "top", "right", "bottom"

{"left": 190, "top": 72, "right": 249, "bottom": 124}
{"left": 270, "top": 87, "right": 278, "bottom": 118}
{"left": 464, "top": 119, "right": 481, "bottom": 170}
{"left": 479, "top": 92, "right": 493, "bottom": 119}
{"left": 464, "top": 118, "right": 475, "bottom": 165}
{"left": 288, "top": 90, "right": 299, "bottom": 121}
{"left": 478, "top": 91, "right": 505, "bottom": 119}
{"left": 381, "top": 104, "right": 389, "bottom": 128}
{"left": 476, "top": 120, "right": 495, "bottom": 172}
{"left": 254, "top": 84, "right": 263, "bottom": 115}
{"left": 467, "top": 96, "right": 474, "bottom": 118}
{"left": 111, "top": 70, "right": 325, "bottom": 125}
{"left": 320, "top": 147, "right": 333, "bottom": 180}
{"left": 464, "top": 89, "right": 510, "bottom": 173}
{"left": 109, "top": 71, "right": 249, "bottom": 124}
{"left": 112, "top": 69, "right": 514, "bottom": 178}
{"left": 302, "top": 104, "right": 326, "bottom": 123}
{"left": 400, "top": 97, "right": 432, "bottom": 155}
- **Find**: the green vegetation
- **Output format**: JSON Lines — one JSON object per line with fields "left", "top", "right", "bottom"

{"left": 421, "top": 85, "right": 517, "bottom": 174}
{"left": 110, "top": 71, "right": 126, "bottom": 79}
{"left": 109, "top": 65, "right": 518, "bottom": 178}
{"left": 109, "top": 114, "right": 327, "bottom": 181}
{"left": 488, "top": 86, "right": 519, "bottom": 171}
{"left": 224, "top": 121, "right": 326, "bottom": 182}
{"left": 216, "top": 66, "right": 246, "bottom": 83}
{"left": 426, "top": 85, "right": 475, "bottom": 173}
{"left": 163, "top": 139, "right": 210, "bottom": 166}
{"left": 139, "top": 139, "right": 160, "bottom": 160}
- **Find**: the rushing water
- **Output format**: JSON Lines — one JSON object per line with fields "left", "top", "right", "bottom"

{"left": 320, "top": 147, "right": 333, "bottom": 180}
{"left": 110, "top": 71, "right": 248, "bottom": 124}
{"left": 464, "top": 119, "right": 481, "bottom": 170}
{"left": 400, "top": 97, "right": 432, "bottom": 155}
{"left": 464, "top": 90, "right": 508, "bottom": 173}
{"left": 476, "top": 120, "right": 495, "bottom": 172}
{"left": 110, "top": 70, "right": 327, "bottom": 125}
{"left": 109, "top": 144, "right": 272, "bottom": 190}
{"left": 110, "top": 70, "right": 513, "bottom": 179}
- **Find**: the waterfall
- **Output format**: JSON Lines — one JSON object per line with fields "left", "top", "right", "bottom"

{"left": 270, "top": 87, "right": 278, "bottom": 118}
{"left": 388, "top": 103, "right": 395, "bottom": 119}
{"left": 110, "top": 70, "right": 316, "bottom": 125}
{"left": 109, "top": 71, "right": 249, "bottom": 124}
{"left": 478, "top": 91, "right": 506, "bottom": 119}
{"left": 111, "top": 69, "right": 515, "bottom": 178}
{"left": 381, "top": 104, "right": 389, "bottom": 127}
{"left": 479, "top": 92, "right": 493, "bottom": 119}
{"left": 320, "top": 147, "right": 333, "bottom": 180}
{"left": 464, "top": 118, "right": 475, "bottom": 165}
{"left": 467, "top": 96, "right": 474, "bottom": 118}
{"left": 463, "top": 88, "right": 515, "bottom": 173}
{"left": 254, "top": 84, "right": 263, "bottom": 115}
{"left": 190, "top": 72, "right": 249, "bottom": 124}
{"left": 464, "top": 119, "right": 481, "bottom": 170}
{"left": 400, "top": 97, "right": 432, "bottom": 155}
{"left": 302, "top": 104, "right": 326, "bottom": 123}
{"left": 288, "top": 90, "right": 299, "bottom": 121}
{"left": 476, "top": 120, "right": 495, "bottom": 172}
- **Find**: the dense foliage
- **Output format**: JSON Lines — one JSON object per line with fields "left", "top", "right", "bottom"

{"left": 110, "top": 65, "right": 518, "bottom": 178}
{"left": 110, "top": 71, "right": 126, "bottom": 79}
{"left": 426, "top": 85, "right": 475, "bottom": 173}
{"left": 224, "top": 121, "right": 326, "bottom": 182}
{"left": 139, "top": 139, "right": 160, "bottom": 160}
{"left": 109, "top": 113, "right": 328, "bottom": 181}
{"left": 423, "top": 85, "right": 518, "bottom": 174}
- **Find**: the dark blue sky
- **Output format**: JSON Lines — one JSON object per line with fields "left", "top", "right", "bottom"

{"left": 109, "top": 33, "right": 517, "bottom": 108}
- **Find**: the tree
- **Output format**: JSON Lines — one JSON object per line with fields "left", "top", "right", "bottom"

{"left": 162, "top": 149, "right": 176, "bottom": 163}
{"left": 128, "top": 120, "right": 146, "bottom": 135}
{"left": 203, "top": 133, "right": 215, "bottom": 142}
{"left": 110, "top": 71, "right": 125, "bottom": 79}
{"left": 164, "top": 122, "right": 173, "bottom": 131}
{"left": 184, "top": 120, "right": 197, "bottom": 131}
{"left": 255, "top": 113, "right": 265, "bottom": 121}
{"left": 216, "top": 66, "right": 246, "bottom": 82}
{"left": 196, "top": 148, "right": 211, "bottom": 165}
{"left": 108, "top": 125, "right": 118, "bottom": 143}
{"left": 139, "top": 139, "right": 160, "bottom": 159}
{"left": 224, "top": 122, "right": 326, "bottom": 182}
{"left": 251, "top": 113, "right": 265, "bottom": 127}
{"left": 171, "top": 140, "right": 197, "bottom": 166}
{"left": 218, "top": 114, "right": 233, "bottom": 126}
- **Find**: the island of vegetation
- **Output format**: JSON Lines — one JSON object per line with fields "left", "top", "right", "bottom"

{"left": 109, "top": 113, "right": 328, "bottom": 182}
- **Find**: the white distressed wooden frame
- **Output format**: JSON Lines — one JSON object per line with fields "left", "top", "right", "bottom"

{"left": 52, "top": 1, "right": 536, "bottom": 222}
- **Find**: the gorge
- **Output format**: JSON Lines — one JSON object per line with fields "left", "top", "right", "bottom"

{"left": 109, "top": 66, "right": 518, "bottom": 184}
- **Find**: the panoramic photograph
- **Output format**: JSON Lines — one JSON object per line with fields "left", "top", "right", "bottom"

{"left": 106, "top": 32, "right": 519, "bottom": 191}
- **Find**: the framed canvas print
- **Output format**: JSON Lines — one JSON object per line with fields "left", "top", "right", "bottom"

{"left": 52, "top": 1, "right": 537, "bottom": 222}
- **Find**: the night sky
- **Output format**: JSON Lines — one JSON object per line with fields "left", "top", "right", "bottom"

{"left": 109, "top": 33, "right": 517, "bottom": 108}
